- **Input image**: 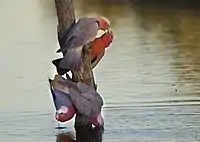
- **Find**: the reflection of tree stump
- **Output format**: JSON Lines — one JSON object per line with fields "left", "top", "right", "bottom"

{"left": 54, "top": 0, "right": 96, "bottom": 127}
{"left": 56, "top": 127, "right": 103, "bottom": 142}
{"left": 75, "top": 125, "right": 104, "bottom": 142}
{"left": 56, "top": 132, "right": 75, "bottom": 142}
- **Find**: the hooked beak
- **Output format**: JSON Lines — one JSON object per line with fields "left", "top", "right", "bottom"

{"left": 56, "top": 112, "right": 66, "bottom": 120}
{"left": 106, "top": 28, "right": 113, "bottom": 35}
{"left": 55, "top": 112, "right": 68, "bottom": 122}
{"left": 55, "top": 106, "right": 69, "bottom": 122}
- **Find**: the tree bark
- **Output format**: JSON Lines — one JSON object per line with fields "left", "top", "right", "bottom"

{"left": 55, "top": 0, "right": 75, "bottom": 35}
{"left": 54, "top": 0, "right": 96, "bottom": 127}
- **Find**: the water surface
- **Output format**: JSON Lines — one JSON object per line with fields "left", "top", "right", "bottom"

{"left": 0, "top": 0, "right": 200, "bottom": 141}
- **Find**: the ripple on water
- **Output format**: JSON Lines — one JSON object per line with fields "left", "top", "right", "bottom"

{"left": 1, "top": 104, "right": 200, "bottom": 142}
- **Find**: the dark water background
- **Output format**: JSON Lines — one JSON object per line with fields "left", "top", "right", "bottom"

{"left": 0, "top": 0, "right": 200, "bottom": 141}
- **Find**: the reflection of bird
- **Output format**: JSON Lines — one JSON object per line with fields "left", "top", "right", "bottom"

{"left": 56, "top": 125, "right": 104, "bottom": 142}
{"left": 56, "top": 132, "right": 75, "bottom": 142}
{"left": 56, "top": 17, "right": 110, "bottom": 70}
{"left": 49, "top": 75, "right": 104, "bottom": 127}
{"left": 52, "top": 30, "right": 113, "bottom": 75}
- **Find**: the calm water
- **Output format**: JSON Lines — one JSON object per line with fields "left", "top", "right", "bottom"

{"left": 0, "top": 0, "right": 200, "bottom": 141}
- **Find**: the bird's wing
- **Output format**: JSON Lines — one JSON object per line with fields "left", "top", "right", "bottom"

{"left": 69, "top": 18, "right": 99, "bottom": 44}
{"left": 48, "top": 78, "right": 72, "bottom": 110}
{"left": 51, "top": 75, "right": 70, "bottom": 94}
{"left": 59, "top": 45, "right": 83, "bottom": 70}
{"left": 56, "top": 77, "right": 81, "bottom": 93}
{"left": 56, "top": 18, "right": 85, "bottom": 54}
{"left": 57, "top": 20, "right": 76, "bottom": 49}
{"left": 56, "top": 35, "right": 75, "bottom": 53}
{"left": 57, "top": 18, "right": 98, "bottom": 54}
{"left": 52, "top": 58, "right": 69, "bottom": 75}
{"left": 56, "top": 77, "right": 102, "bottom": 116}
{"left": 77, "top": 82, "right": 104, "bottom": 106}
{"left": 68, "top": 87, "right": 94, "bottom": 116}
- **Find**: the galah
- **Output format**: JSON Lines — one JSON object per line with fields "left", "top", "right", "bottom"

{"left": 48, "top": 77, "right": 76, "bottom": 122}
{"left": 49, "top": 75, "right": 104, "bottom": 127}
{"left": 56, "top": 17, "right": 110, "bottom": 70}
{"left": 52, "top": 30, "right": 113, "bottom": 75}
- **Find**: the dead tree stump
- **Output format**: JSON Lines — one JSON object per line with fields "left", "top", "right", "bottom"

{"left": 54, "top": 0, "right": 96, "bottom": 127}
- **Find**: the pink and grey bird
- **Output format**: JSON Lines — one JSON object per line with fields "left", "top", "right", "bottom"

{"left": 49, "top": 75, "right": 104, "bottom": 127}
{"left": 52, "top": 30, "right": 113, "bottom": 75}
{"left": 56, "top": 17, "right": 110, "bottom": 70}
{"left": 48, "top": 76, "right": 76, "bottom": 122}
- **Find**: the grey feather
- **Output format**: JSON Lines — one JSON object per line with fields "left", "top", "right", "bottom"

{"left": 70, "top": 84, "right": 103, "bottom": 117}
{"left": 59, "top": 46, "right": 83, "bottom": 70}
{"left": 69, "top": 88, "right": 95, "bottom": 116}
{"left": 56, "top": 18, "right": 99, "bottom": 70}
{"left": 77, "top": 82, "right": 104, "bottom": 106}
{"left": 52, "top": 58, "right": 69, "bottom": 75}
{"left": 56, "top": 77, "right": 103, "bottom": 117}
{"left": 57, "top": 20, "right": 76, "bottom": 49}
{"left": 58, "top": 17, "right": 99, "bottom": 54}
{"left": 49, "top": 79, "right": 73, "bottom": 110}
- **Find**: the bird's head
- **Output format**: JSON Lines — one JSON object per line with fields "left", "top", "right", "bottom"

{"left": 55, "top": 106, "right": 75, "bottom": 122}
{"left": 90, "top": 114, "right": 104, "bottom": 127}
{"left": 96, "top": 17, "right": 110, "bottom": 31}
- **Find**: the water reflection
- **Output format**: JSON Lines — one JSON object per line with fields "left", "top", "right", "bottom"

{"left": 74, "top": 0, "right": 133, "bottom": 27}
{"left": 56, "top": 126, "right": 104, "bottom": 142}
{"left": 133, "top": 5, "right": 200, "bottom": 96}
{"left": 0, "top": 0, "right": 200, "bottom": 141}
{"left": 56, "top": 132, "right": 75, "bottom": 142}
{"left": 75, "top": 0, "right": 200, "bottom": 103}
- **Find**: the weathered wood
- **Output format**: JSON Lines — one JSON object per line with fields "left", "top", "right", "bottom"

{"left": 54, "top": 0, "right": 75, "bottom": 35}
{"left": 72, "top": 45, "right": 96, "bottom": 87}
{"left": 54, "top": 0, "right": 96, "bottom": 127}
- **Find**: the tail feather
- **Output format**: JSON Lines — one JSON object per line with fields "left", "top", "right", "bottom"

{"left": 52, "top": 58, "right": 69, "bottom": 75}
{"left": 59, "top": 46, "right": 83, "bottom": 70}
